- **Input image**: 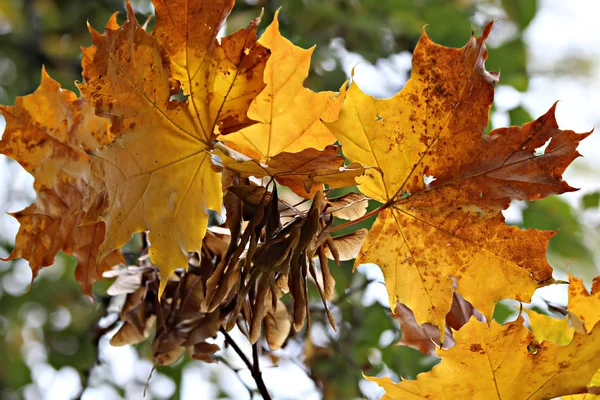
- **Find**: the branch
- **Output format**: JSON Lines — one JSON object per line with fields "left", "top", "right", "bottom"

{"left": 75, "top": 298, "right": 118, "bottom": 400}
{"left": 215, "top": 355, "right": 255, "bottom": 399}
{"left": 220, "top": 327, "right": 272, "bottom": 400}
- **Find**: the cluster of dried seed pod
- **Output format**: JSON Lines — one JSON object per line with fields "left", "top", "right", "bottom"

{"left": 105, "top": 170, "right": 370, "bottom": 365}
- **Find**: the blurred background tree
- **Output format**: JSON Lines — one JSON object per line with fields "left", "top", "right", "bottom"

{"left": 1, "top": 0, "right": 599, "bottom": 399}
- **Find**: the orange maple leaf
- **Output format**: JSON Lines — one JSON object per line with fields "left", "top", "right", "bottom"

{"left": 78, "top": 1, "right": 269, "bottom": 286}
{"left": 326, "top": 23, "right": 590, "bottom": 330}
{"left": 0, "top": 68, "right": 123, "bottom": 295}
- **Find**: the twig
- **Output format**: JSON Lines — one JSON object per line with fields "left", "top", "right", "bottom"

{"left": 278, "top": 197, "right": 304, "bottom": 216}
{"left": 75, "top": 299, "right": 119, "bottom": 400}
{"left": 215, "top": 355, "right": 255, "bottom": 399}
{"left": 251, "top": 343, "right": 271, "bottom": 399}
{"left": 220, "top": 327, "right": 272, "bottom": 400}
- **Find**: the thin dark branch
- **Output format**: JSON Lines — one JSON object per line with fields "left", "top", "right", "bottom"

{"left": 220, "top": 327, "right": 272, "bottom": 400}
{"left": 76, "top": 300, "right": 119, "bottom": 400}
{"left": 215, "top": 355, "right": 255, "bottom": 399}
{"left": 252, "top": 343, "right": 260, "bottom": 374}
{"left": 251, "top": 342, "right": 270, "bottom": 400}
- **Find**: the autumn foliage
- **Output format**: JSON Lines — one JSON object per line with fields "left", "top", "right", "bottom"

{"left": 1, "top": 0, "right": 599, "bottom": 398}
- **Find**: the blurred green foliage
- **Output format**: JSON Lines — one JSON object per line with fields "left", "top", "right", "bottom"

{"left": 521, "top": 196, "right": 594, "bottom": 268}
{"left": 582, "top": 192, "right": 600, "bottom": 210}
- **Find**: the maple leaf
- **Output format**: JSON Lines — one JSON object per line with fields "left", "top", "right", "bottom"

{"left": 0, "top": 68, "right": 123, "bottom": 295}
{"left": 215, "top": 144, "right": 364, "bottom": 198}
{"left": 152, "top": 0, "right": 269, "bottom": 137}
{"left": 78, "top": 1, "right": 269, "bottom": 285}
{"left": 522, "top": 310, "right": 600, "bottom": 398}
{"left": 222, "top": 10, "right": 346, "bottom": 161}
{"left": 525, "top": 308, "right": 574, "bottom": 346}
{"left": 368, "top": 316, "right": 600, "bottom": 400}
{"left": 511, "top": 276, "right": 600, "bottom": 399}
{"left": 325, "top": 23, "right": 590, "bottom": 330}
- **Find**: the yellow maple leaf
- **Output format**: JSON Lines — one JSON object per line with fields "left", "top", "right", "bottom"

{"left": 525, "top": 309, "right": 574, "bottom": 346}
{"left": 504, "top": 276, "right": 600, "bottom": 400}
{"left": 222, "top": 10, "right": 346, "bottom": 161}
{"left": 0, "top": 68, "right": 123, "bottom": 295}
{"left": 560, "top": 277, "right": 600, "bottom": 400}
{"left": 563, "top": 371, "right": 600, "bottom": 400}
{"left": 78, "top": 1, "right": 269, "bottom": 285}
{"left": 325, "top": 23, "right": 589, "bottom": 329}
{"left": 369, "top": 316, "right": 600, "bottom": 400}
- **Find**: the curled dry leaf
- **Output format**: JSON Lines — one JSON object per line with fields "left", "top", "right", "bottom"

{"left": 108, "top": 229, "right": 232, "bottom": 365}
{"left": 0, "top": 68, "right": 123, "bottom": 295}
{"left": 222, "top": 10, "right": 346, "bottom": 161}
{"left": 326, "top": 22, "right": 589, "bottom": 331}
{"left": 110, "top": 267, "right": 157, "bottom": 346}
{"left": 79, "top": 0, "right": 269, "bottom": 289}
{"left": 104, "top": 266, "right": 154, "bottom": 296}
{"left": 393, "top": 303, "right": 449, "bottom": 357}
{"left": 393, "top": 293, "right": 483, "bottom": 356}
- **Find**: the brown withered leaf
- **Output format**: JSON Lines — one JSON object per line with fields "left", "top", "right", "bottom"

{"left": 0, "top": 68, "right": 123, "bottom": 295}
{"left": 216, "top": 144, "right": 364, "bottom": 198}
{"left": 393, "top": 293, "right": 483, "bottom": 356}
{"left": 394, "top": 303, "right": 448, "bottom": 357}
